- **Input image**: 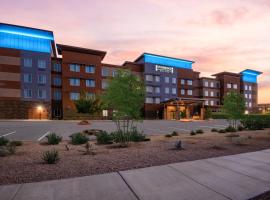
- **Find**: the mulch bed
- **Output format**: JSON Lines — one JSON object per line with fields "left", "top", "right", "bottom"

{"left": 0, "top": 129, "right": 269, "bottom": 185}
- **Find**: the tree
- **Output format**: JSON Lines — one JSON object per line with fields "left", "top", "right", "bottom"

{"left": 74, "top": 91, "right": 102, "bottom": 115}
{"left": 204, "top": 107, "right": 212, "bottom": 120}
{"left": 221, "top": 91, "right": 245, "bottom": 128}
{"left": 101, "top": 70, "right": 145, "bottom": 145}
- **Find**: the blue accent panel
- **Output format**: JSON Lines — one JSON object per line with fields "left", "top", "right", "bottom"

{"left": 240, "top": 69, "right": 262, "bottom": 83}
{"left": 143, "top": 54, "right": 193, "bottom": 69}
{"left": 0, "top": 24, "right": 54, "bottom": 53}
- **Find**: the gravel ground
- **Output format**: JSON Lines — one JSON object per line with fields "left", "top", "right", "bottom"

{"left": 0, "top": 129, "right": 270, "bottom": 185}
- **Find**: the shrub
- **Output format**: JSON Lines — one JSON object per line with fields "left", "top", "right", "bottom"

{"left": 190, "top": 131, "right": 196, "bottom": 136}
{"left": 70, "top": 133, "right": 89, "bottom": 145}
{"left": 83, "top": 142, "right": 96, "bottom": 155}
{"left": 241, "top": 114, "right": 270, "bottom": 130}
{"left": 96, "top": 131, "right": 113, "bottom": 144}
{"left": 0, "top": 137, "right": 9, "bottom": 146}
{"left": 130, "top": 127, "right": 146, "bottom": 142}
{"left": 165, "top": 134, "right": 172, "bottom": 138}
{"left": 196, "top": 129, "right": 204, "bottom": 134}
{"left": 111, "top": 130, "right": 130, "bottom": 144}
{"left": 218, "top": 129, "right": 226, "bottom": 133}
{"left": 211, "top": 128, "right": 218, "bottom": 132}
{"left": 6, "top": 144, "right": 16, "bottom": 154}
{"left": 171, "top": 131, "right": 179, "bottom": 136}
{"left": 9, "top": 141, "right": 23, "bottom": 146}
{"left": 225, "top": 126, "right": 237, "bottom": 132}
{"left": 175, "top": 140, "right": 184, "bottom": 150}
{"left": 143, "top": 138, "right": 151, "bottom": 141}
{"left": 212, "top": 113, "right": 228, "bottom": 119}
{"left": 0, "top": 147, "right": 10, "bottom": 157}
{"left": 46, "top": 133, "right": 62, "bottom": 145}
{"left": 42, "top": 149, "right": 60, "bottom": 164}
{"left": 237, "top": 125, "right": 244, "bottom": 131}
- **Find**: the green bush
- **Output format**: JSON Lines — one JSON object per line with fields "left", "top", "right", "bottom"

{"left": 171, "top": 131, "right": 179, "bottom": 136}
{"left": 96, "top": 131, "right": 113, "bottom": 144}
{"left": 212, "top": 113, "right": 228, "bottom": 119}
{"left": 0, "top": 137, "right": 9, "bottom": 146}
{"left": 225, "top": 126, "right": 237, "bottom": 132}
{"left": 237, "top": 125, "right": 244, "bottom": 131}
{"left": 111, "top": 130, "right": 130, "bottom": 144}
{"left": 190, "top": 131, "right": 196, "bottom": 136}
{"left": 70, "top": 133, "right": 89, "bottom": 145}
{"left": 165, "top": 134, "right": 172, "bottom": 138}
{"left": 46, "top": 133, "right": 62, "bottom": 145}
{"left": 0, "top": 147, "right": 10, "bottom": 157}
{"left": 9, "top": 141, "right": 23, "bottom": 146}
{"left": 196, "top": 129, "right": 204, "bottom": 134}
{"left": 42, "top": 149, "right": 60, "bottom": 164}
{"left": 130, "top": 127, "right": 146, "bottom": 142}
{"left": 241, "top": 114, "right": 270, "bottom": 130}
{"left": 218, "top": 129, "right": 226, "bottom": 133}
{"left": 211, "top": 128, "right": 218, "bottom": 132}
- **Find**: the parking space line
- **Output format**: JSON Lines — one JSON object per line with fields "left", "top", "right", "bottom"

{"left": 0, "top": 131, "right": 16, "bottom": 137}
{"left": 168, "top": 127, "right": 190, "bottom": 132}
{"left": 37, "top": 131, "right": 50, "bottom": 141}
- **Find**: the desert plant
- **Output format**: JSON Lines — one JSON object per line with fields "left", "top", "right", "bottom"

{"left": 175, "top": 140, "right": 184, "bottom": 150}
{"left": 75, "top": 91, "right": 102, "bottom": 115}
{"left": 211, "top": 128, "right": 218, "bottom": 132}
{"left": 218, "top": 129, "right": 226, "bottom": 133}
{"left": 70, "top": 133, "right": 89, "bottom": 145}
{"left": 65, "top": 144, "right": 70, "bottom": 151}
{"left": 9, "top": 141, "right": 23, "bottom": 146}
{"left": 165, "top": 134, "right": 172, "bottom": 138}
{"left": 196, "top": 129, "right": 204, "bottom": 134}
{"left": 6, "top": 143, "right": 16, "bottom": 154}
{"left": 190, "top": 130, "right": 196, "bottom": 136}
{"left": 241, "top": 114, "right": 270, "bottom": 130}
{"left": 171, "top": 131, "right": 179, "bottom": 136}
{"left": 225, "top": 126, "right": 237, "bottom": 132}
{"left": 46, "top": 133, "right": 62, "bottom": 145}
{"left": 42, "top": 149, "right": 60, "bottom": 164}
{"left": 0, "top": 147, "right": 10, "bottom": 157}
{"left": 237, "top": 125, "right": 244, "bottom": 131}
{"left": 130, "top": 127, "right": 146, "bottom": 142}
{"left": 111, "top": 130, "right": 130, "bottom": 146}
{"left": 0, "top": 137, "right": 9, "bottom": 146}
{"left": 96, "top": 131, "right": 113, "bottom": 144}
{"left": 83, "top": 142, "right": 96, "bottom": 155}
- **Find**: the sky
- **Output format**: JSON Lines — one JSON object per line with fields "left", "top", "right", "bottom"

{"left": 1, "top": 0, "right": 270, "bottom": 103}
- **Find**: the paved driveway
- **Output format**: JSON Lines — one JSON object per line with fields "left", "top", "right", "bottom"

{"left": 0, "top": 119, "right": 228, "bottom": 141}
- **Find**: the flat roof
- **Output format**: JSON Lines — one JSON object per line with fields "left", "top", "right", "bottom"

{"left": 212, "top": 71, "right": 241, "bottom": 77}
{"left": 134, "top": 52, "right": 195, "bottom": 63}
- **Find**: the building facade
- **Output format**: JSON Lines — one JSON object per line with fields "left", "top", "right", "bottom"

{"left": 0, "top": 23, "right": 263, "bottom": 119}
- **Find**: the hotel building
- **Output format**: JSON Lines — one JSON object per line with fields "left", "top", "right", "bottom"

{"left": 0, "top": 23, "right": 262, "bottom": 119}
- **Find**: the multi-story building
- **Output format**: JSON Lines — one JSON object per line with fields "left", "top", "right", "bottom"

{"left": 0, "top": 23, "right": 262, "bottom": 119}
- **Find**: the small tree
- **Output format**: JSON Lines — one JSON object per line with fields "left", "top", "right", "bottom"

{"left": 101, "top": 70, "right": 145, "bottom": 146}
{"left": 204, "top": 107, "right": 212, "bottom": 120}
{"left": 221, "top": 91, "right": 245, "bottom": 128}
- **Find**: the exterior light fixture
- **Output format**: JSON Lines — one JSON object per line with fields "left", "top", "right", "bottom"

{"left": 37, "top": 106, "right": 43, "bottom": 120}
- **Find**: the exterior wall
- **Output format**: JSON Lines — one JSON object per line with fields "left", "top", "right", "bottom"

{"left": 241, "top": 81, "right": 258, "bottom": 112}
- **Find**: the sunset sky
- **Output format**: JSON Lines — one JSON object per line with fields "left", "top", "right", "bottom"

{"left": 1, "top": 0, "right": 269, "bottom": 103}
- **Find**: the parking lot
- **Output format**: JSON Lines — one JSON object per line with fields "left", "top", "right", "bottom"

{"left": 0, "top": 119, "right": 228, "bottom": 141}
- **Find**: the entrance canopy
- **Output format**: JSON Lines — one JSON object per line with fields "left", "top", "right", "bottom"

{"left": 161, "top": 97, "right": 206, "bottom": 106}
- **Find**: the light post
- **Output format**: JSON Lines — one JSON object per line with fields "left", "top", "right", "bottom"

{"left": 37, "top": 106, "right": 43, "bottom": 120}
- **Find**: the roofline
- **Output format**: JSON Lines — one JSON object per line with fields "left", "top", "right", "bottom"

{"left": 123, "top": 61, "right": 144, "bottom": 66}
{"left": 57, "top": 44, "right": 106, "bottom": 59}
{"left": 240, "top": 69, "right": 263, "bottom": 75}
{"left": 0, "top": 22, "right": 53, "bottom": 34}
{"left": 212, "top": 71, "right": 241, "bottom": 77}
{"left": 161, "top": 97, "right": 206, "bottom": 104}
{"left": 134, "top": 52, "right": 195, "bottom": 63}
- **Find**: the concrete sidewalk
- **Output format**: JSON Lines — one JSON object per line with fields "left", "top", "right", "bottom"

{"left": 1, "top": 150, "right": 270, "bottom": 200}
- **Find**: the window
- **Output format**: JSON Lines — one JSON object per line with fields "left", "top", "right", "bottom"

{"left": 155, "top": 87, "right": 160, "bottom": 94}
{"left": 249, "top": 85, "right": 252, "bottom": 91}
{"left": 172, "top": 88, "right": 177, "bottom": 95}
{"left": 155, "top": 76, "right": 160, "bottom": 82}
{"left": 23, "top": 89, "right": 32, "bottom": 98}
{"left": 249, "top": 102, "right": 252, "bottom": 108}
{"left": 245, "top": 93, "right": 248, "bottom": 98}
{"left": 85, "top": 66, "right": 95, "bottom": 73}
{"left": 86, "top": 79, "right": 95, "bottom": 87}
{"left": 145, "top": 97, "right": 153, "bottom": 104}
{"left": 102, "top": 110, "right": 108, "bottom": 117}
{"left": 53, "top": 63, "right": 61, "bottom": 72}
{"left": 38, "top": 60, "right": 46, "bottom": 69}
{"left": 86, "top": 93, "right": 95, "bottom": 99}
{"left": 172, "top": 77, "right": 176, "bottom": 84}
{"left": 70, "top": 64, "right": 80, "bottom": 72}
{"left": 102, "top": 80, "right": 109, "bottom": 89}
{"left": 53, "top": 77, "right": 61, "bottom": 86}
{"left": 23, "top": 74, "right": 32, "bottom": 83}
{"left": 205, "top": 90, "right": 209, "bottom": 96}
{"left": 112, "top": 70, "right": 118, "bottom": 77}
{"left": 23, "top": 58, "right": 32, "bottom": 67}
{"left": 249, "top": 94, "right": 252, "bottom": 99}
{"left": 165, "top": 87, "right": 170, "bottom": 94}
{"left": 37, "top": 75, "right": 46, "bottom": 84}
{"left": 181, "top": 89, "right": 185, "bottom": 95}
{"left": 145, "top": 75, "right": 153, "bottom": 82}
{"left": 70, "top": 78, "right": 80, "bottom": 86}
{"left": 165, "top": 76, "right": 170, "bottom": 83}
{"left": 102, "top": 68, "right": 110, "bottom": 76}
{"left": 146, "top": 86, "right": 153, "bottom": 93}
{"left": 155, "top": 98, "right": 160, "bottom": 104}
{"left": 210, "top": 82, "right": 214, "bottom": 88}
{"left": 187, "top": 80, "right": 193, "bottom": 86}
{"left": 210, "top": 100, "right": 214, "bottom": 106}
{"left": 70, "top": 92, "right": 80, "bottom": 100}
{"left": 227, "top": 83, "right": 232, "bottom": 89}
{"left": 210, "top": 91, "right": 214, "bottom": 97}
{"left": 204, "top": 81, "right": 209, "bottom": 87}
{"left": 187, "top": 90, "right": 193, "bottom": 95}
{"left": 37, "top": 89, "right": 46, "bottom": 99}
{"left": 245, "top": 85, "right": 248, "bottom": 90}
{"left": 205, "top": 100, "right": 209, "bottom": 105}
{"left": 53, "top": 90, "right": 62, "bottom": 100}
{"left": 181, "top": 79, "right": 185, "bottom": 85}
{"left": 233, "top": 84, "right": 237, "bottom": 89}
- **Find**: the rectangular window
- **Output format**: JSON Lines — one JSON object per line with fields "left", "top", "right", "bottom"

{"left": 37, "top": 89, "right": 46, "bottom": 99}
{"left": 37, "top": 75, "right": 46, "bottom": 84}
{"left": 102, "top": 68, "right": 110, "bottom": 76}
{"left": 155, "top": 98, "right": 160, "bottom": 104}
{"left": 155, "top": 87, "right": 160, "bottom": 94}
{"left": 210, "top": 100, "right": 214, "bottom": 106}
{"left": 23, "top": 58, "right": 32, "bottom": 67}
{"left": 53, "top": 63, "right": 61, "bottom": 72}
{"left": 146, "top": 86, "right": 153, "bottom": 93}
{"left": 23, "top": 89, "right": 32, "bottom": 98}
{"left": 70, "top": 64, "right": 80, "bottom": 72}
{"left": 23, "top": 74, "right": 32, "bottom": 83}
{"left": 249, "top": 102, "right": 252, "bottom": 108}
{"left": 86, "top": 79, "right": 95, "bottom": 87}
{"left": 53, "top": 90, "right": 62, "bottom": 100}
{"left": 187, "top": 80, "right": 193, "bottom": 86}
{"left": 249, "top": 94, "right": 252, "bottom": 99}
{"left": 172, "top": 88, "right": 177, "bottom": 95}
{"left": 245, "top": 85, "right": 248, "bottom": 90}
{"left": 145, "top": 97, "right": 153, "bottom": 103}
{"left": 165, "top": 87, "right": 170, "bottom": 94}
{"left": 53, "top": 77, "right": 61, "bottom": 86}
{"left": 227, "top": 83, "right": 232, "bottom": 88}
{"left": 145, "top": 75, "right": 153, "bottom": 82}
{"left": 181, "top": 89, "right": 185, "bottom": 95}
{"left": 187, "top": 90, "right": 193, "bottom": 95}
{"left": 181, "top": 79, "right": 185, "bottom": 85}
{"left": 70, "top": 78, "right": 80, "bottom": 86}
{"left": 85, "top": 66, "right": 95, "bottom": 73}
{"left": 70, "top": 92, "right": 80, "bottom": 100}
{"left": 210, "top": 82, "right": 214, "bottom": 88}
{"left": 102, "top": 110, "right": 108, "bottom": 117}
{"left": 205, "top": 100, "right": 209, "bottom": 106}
{"left": 205, "top": 90, "right": 209, "bottom": 96}
{"left": 233, "top": 84, "right": 238, "bottom": 89}
{"left": 210, "top": 91, "right": 214, "bottom": 97}
{"left": 165, "top": 77, "right": 170, "bottom": 83}
{"left": 38, "top": 60, "right": 46, "bottom": 69}
{"left": 172, "top": 77, "right": 176, "bottom": 84}
{"left": 204, "top": 81, "right": 209, "bottom": 87}
{"left": 102, "top": 80, "right": 109, "bottom": 89}
{"left": 249, "top": 85, "right": 252, "bottom": 91}
{"left": 155, "top": 76, "right": 160, "bottom": 82}
{"left": 245, "top": 93, "right": 248, "bottom": 98}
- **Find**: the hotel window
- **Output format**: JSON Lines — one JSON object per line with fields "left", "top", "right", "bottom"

{"left": 210, "top": 100, "right": 214, "bottom": 106}
{"left": 37, "top": 89, "right": 46, "bottom": 99}
{"left": 38, "top": 60, "right": 46, "bottom": 69}
{"left": 146, "top": 86, "right": 153, "bottom": 93}
{"left": 145, "top": 75, "right": 153, "bottom": 82}
{"left": 172, "top": 77, "right": 176, "bottom": 84}
{"left": 249, "top": 85, "right": 252, "bottom": 91}
{"left": 165, "top": 76, "right": 170, "bottom": 83}
{"left": 23, "top": 58, "right": 32, "bottom": 67}
{"left": 187, "top": 90, "right": 193, "bottom": 95}
{"left": 53, "top": 63, "right": 61, "bottom": 72}
{"left": 245, "top": 85, "right": 248, "bottom": 90}
{"left": 172, "top": 88, "right": 177, "bottom": 95}
{"left": 210, "top": 91, "right": 214, "bottom": 97}
{"left": 155, "top": 87, "right": 160, "bottom": 94}
{"left": 145, "top": 97, "right": 153, "bottom": 104}
{"left": 155, "top": 76, "right": 160, "bottom": 82}
{"left": 70, "top": 64, "right": 80, "bottom": 72}
{"left": 23, "top": 74, "right": 32, "bottom": 83}
{"left": 233, "top": 84, "right": 237, "bottom": 89}
{"left": 245, "top": 102, "right": 248, "bottom": 107}
{"left": 181, "top": 79, "right": 185, "bottom": 85}
{"left": 86, "top": 79, "right": 95, "bottom": 87}
{"left": 70, "top": 78, "right": 80, "bottom": 86}
{"left": 227, "top": 83, "right": 232, "bottom": 88}
{"left": 102, "top": 110, "right": 108, "bottom": 117}
{"left": 86, "top": 93, "right": 95, "bottom": 99}
{"left": 70, "top": 92, "right": 80, "bottom": 100}
{"left": 53, "top": 77, "right": 61, "bottom": 86}
{"left": 102, "top": 80, "right": 109, "bottom": 89}
{"left": 204, "top": 81, "right": 209, "bottom": 87}
{"left": 205, "top": 100, "right": 209, "bottom": 105}
{"left": 249, "top": 102, "right": 252, "bottom": 108}
{"left": 187, "top": 80, "right": 193, "bottom": 86}
{"left": 53, "top": 90, "right": 62, "bottom": 100}
{"left": 210, "top": 82, "right": 214, "bottom": 88}
{"left": 102, "top": 68, "right": 110, "bottom": 76}
{"left": 155, "top": 98, "right": 160, "bottom": 104}
{"left": 165, "top": 87, "right": 170, "bottom": 94}
{"left": 245, "top": 93, "right": 248, "bottom": 98}
{"left": 249, "top": 94, "right": 252, "bottom": 99}
{"left": 37, "top": 75, "right": 46, "bottom": 84}
{"left": 85, "top": 66, "right": 95, "bottom": 73}
{"left": 205, "top": 90, "right": 209, "bottom": 96}
{"left": 181, "top": 89, "right": 185, "bottom": 95}
{"left": 23, "top": 89, "right": 32, "bottom": 98}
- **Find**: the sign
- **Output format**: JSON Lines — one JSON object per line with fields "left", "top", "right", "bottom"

{"left": 155, "top": 65, "right": 174, "bottom": 74}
